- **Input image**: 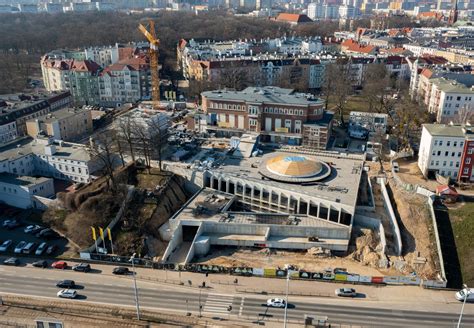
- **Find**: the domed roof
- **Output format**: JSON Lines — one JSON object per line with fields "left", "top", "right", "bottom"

{"left": 266, "top": 155, "right": 323, "bottom": 178}
{"left": 259, "top": 153, "right": 332, "bottom": 183}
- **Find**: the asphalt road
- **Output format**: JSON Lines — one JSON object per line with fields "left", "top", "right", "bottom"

{"left": 0, "top": 266, "right": 473, "bottom": 327}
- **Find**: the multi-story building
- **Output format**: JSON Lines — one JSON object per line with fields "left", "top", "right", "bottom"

{"left": 418, "top": 124, "right": 470, "bottom": 180}
{"left": 0, "top": 137, "right": 103, "bottom": 183}
{"left": 349, "top": 111, "right": 388, "bottom": 135}
{"left": 99, "top": 57, "right": 151, "bottom": 107}
{"left": 201, "top": 86, "right": 333, "bottom": 148}
{"left": 178, "top": 37, "right": 325, "bottom": 89}
{"left": 426, "top": 78, "right": 473, "bottom": 124}
{"left": 459, "top": 125, "right": 474, "bottom": 183}
{"left": 26, "top": 107, "right": 93, "bottom": 142}
{"left": 0, "top": 173, "right": 54, "bottom": 209}
{"left": 41, "top": 43, "right": 152, "bottom": 106}
{"left": 0, "top": 92, "right": 72, "bottom": 141}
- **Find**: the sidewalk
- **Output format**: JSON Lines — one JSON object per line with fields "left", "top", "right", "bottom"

{"left": 126, "top": 264, "right": 468, "bottom": 313}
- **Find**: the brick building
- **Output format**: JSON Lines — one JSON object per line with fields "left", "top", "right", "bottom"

{"left": 201, "top": 86, "right": 333, "bottom": 148}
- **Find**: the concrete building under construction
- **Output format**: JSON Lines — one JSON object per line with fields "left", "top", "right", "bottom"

{"left": 161, "top": 149, "right": 365, "bottom": 264}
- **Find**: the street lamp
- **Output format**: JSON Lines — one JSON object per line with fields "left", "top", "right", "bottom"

{"left": 130, "top": 253, "right": 141, "bottom": 321}
{"left": 283, "top": 270, "right": 291, "bottom": 328}
{"left": 457, "top": 284, "right": 470, "bottom": 328}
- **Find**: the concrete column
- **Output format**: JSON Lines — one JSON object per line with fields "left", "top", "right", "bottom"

{"left": 251, "top": 186, "right": 255, "bottom": 203}
{"left": 260, "top": 187, "right": 263, "bottom": 201}
{"left": 307, "top": 201, "right": 310, "bottom": 215}
{"left": 338, "top": 209, "right": 342, "bottom": 223}
{"left": 327, "top": 206, "right": 331, "bottom": 220}
{"left": 278, "top": 192, "right": 282, "bottom": 206}
{"left": 218, "top": 178, "right": 222, "bottom": 191}
{"left": 226, "top": 180, "right": 229, "bottom": 193}
{"left": 316, "top": 203, "right": 320, "bottom": 218}
{"left": 242, "top": 183, "right": 246, "bottom": 198}
{"left": 210, "top": 176, "right": 215, "bottom": 189}
{"left": 287, "top": 195, "right": 291, "bottom": 211}
{"left": 297, "top": 197, "right": 301, "bottom": 214}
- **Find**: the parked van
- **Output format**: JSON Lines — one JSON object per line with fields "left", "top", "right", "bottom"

{"left": 455, "top": 288, "right": 474, "bottom": 302}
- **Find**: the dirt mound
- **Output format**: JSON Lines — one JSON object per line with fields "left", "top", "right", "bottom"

{"left": 350, "top": 229, "right": 381, "bottom": 266}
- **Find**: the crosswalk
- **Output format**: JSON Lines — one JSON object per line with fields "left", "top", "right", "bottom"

{"left": 203, "top": 293, "right": 235, "bottom": 315}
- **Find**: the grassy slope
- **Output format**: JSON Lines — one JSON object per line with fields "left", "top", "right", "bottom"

{"left": 450, "top": 202, "right": 474, "bottom": 286}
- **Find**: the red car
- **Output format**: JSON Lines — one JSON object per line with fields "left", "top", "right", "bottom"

{"left": 51, "top": 261, "right": 67, "bottom": 269}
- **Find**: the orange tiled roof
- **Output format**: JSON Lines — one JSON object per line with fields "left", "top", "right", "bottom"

{"left": 276, "top": 13, "right": 312, "bottom": 23}
{"left": 341, "top": 39, "right": 376, "bottom": 54}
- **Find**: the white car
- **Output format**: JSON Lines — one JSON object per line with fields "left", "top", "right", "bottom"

{"left": 24, "top": 224, "right": 41, "bottom": 234}
{"left": 0, "top": 240, "right": 12, "bottom": 252}
{"left": 267, "top": 298, "right": 286, "bottom": 308}
{"left": 57, "top": 289, "right": 77, "bottom": 299}
{"left": 335, "top": 288, "right": 357, "bottom": 297}
{"left": 35, "top": 242, "right": 48, "bottom": 255}
{"left": 14, "top": 241, "right": 27, "bottom": 254}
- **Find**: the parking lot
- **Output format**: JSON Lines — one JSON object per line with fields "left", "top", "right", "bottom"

{"left": 0, "top": 209, "right": 71, "bottom": 259}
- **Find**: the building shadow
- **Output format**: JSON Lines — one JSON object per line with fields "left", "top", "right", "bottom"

{"left": 433, "top": 199, "right": 462, "bottom": 289}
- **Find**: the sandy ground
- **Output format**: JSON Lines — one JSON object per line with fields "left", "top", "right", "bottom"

{"left": 388, "top": 180, "right": 438, "bottom": 279}
{"left": 395, "top": 158, "right": 439, "bottom": 191}
{"left": 196, "top": 247, "right": 399, "bottom": 276}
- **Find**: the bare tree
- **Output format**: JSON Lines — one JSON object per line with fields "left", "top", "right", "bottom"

{"left": 323, "top": 63, "right": 352, "bottom": 125}
{"left": 454, "top": 105, "right": 473, "bottom": 125}
{"left": 218, "top": 67, "right": 250, "bottom": 90}
{"left": 88, "top": 132, "right": 119, "bottom": 194}
{"left": 115, "top": 115, "right": 136, "bottom": 162}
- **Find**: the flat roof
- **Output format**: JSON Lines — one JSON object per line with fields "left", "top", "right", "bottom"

{"left": 27, "top": 107, "right": 89, "bottom": 124}
{"left": 202, "top": 87, "right": 324, "bottom": 107}
{"left": 423, "top": 124, "right": 467, "bottom": 138}
{"left": 0, "top": 173, "right": 51, "bottom": 186}
{"left": 431, "top": 78, "right": 474, "bottom": 93}
{"left": 191, "top": 148, "right": 364, "bottom": 208}
{"left": 175, "top": 188, "right": 349, "bottom": 229}
{"left": 0, "top": 138, "right": 92, "bottom": 162}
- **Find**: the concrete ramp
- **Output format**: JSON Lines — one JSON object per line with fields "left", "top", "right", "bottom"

{"left": 167, "top": 241, "right": 192, "bottom": 264}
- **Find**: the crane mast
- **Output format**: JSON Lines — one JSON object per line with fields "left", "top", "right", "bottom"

{"left": 138, "top": 20, "right": 160, "bottom": 110}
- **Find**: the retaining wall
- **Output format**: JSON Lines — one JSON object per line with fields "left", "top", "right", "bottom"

{"left": 377, "top": 178, "right": 402, "bottom": 256}
{"left": 427, "top": 195, "right": 447, "bottom": 286}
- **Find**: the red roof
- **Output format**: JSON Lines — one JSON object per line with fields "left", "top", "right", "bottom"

{"left": 101, "top": 57, "right": 149, "bottom": 75}
{"left": 421, "top": 68, "right": 433, "bottom": 78}
{"left": 70, "top": 60, "right": 101, "bottom": 73}
{"left": 275, "top": 13, "right": 312, "bottom": 23}
{"left": 436, "top": 185, "right": 458, "bottom": 196}
{"left": 178, "top": 39, "right": 187, "bottom": 50}
{"left": 341, "top": 39, "right": 376, "bottom": 54}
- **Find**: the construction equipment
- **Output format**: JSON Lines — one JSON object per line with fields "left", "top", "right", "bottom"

{"left": 138, "top": 20, "right": 160, "bottom": 109}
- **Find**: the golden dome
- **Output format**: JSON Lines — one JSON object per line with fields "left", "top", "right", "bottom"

{"left": 266, "top": 155, "right": 323, "bottom": 178}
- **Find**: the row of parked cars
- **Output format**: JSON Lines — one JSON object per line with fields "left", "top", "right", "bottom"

{"left": 0, "top": 240, "right": 58, "bottom": 255}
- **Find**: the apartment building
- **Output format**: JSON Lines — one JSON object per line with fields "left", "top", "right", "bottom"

{"left": 99, "top": 57, "right": 151, "bottom": 107}
{"left": 418, "top": 124, "right": 471, "bottom": 180}
{"left": 459, "top": 126, "right": 474, "bottom": 183}
{"left": 426, "top": 78, "right": 473, "bottom": 123}
{"left": 0, "top": 137, "right": 103, "bottom": 183}
{"left": 177, "top": 37, "right": 325, "bottom": 89}
{"left": 0, "top": 92, "right": 72, "bottom": 142}
{"left": 201, "top": 86, "right": 332, "bottom": 148}
{"left": 26, "top": 107, "right": 93, "bottom": 141}
{"left": 41, "top": 43, "right": 151, "bottom": 106}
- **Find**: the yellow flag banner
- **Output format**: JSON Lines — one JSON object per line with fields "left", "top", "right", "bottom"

{"left": 91, "top": 226, "right": 97, "bottom": 241}
{"left": 99, "top": 227, "right": 104, "bottom": 239}
{"left": 107, "top": 228, "right": 112, "bottom": 241}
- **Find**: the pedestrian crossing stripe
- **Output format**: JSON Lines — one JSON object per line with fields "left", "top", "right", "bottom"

{"left": 203, "top": 293, "right": 234, "bottom": 314}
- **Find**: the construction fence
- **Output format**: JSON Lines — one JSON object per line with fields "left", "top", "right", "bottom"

{"left": 80, "top": 252, "right": 446, "bottom": 288}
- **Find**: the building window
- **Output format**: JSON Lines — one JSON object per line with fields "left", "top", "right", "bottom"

{"left": 437, "top": 151, "right": 441, "bottom": 156}
{"left": 454, "top": 141, "right": 457, "bottom": 147}
{"left": 447, "top": 141, "right": 451, "bottom": 147}
{"left": 463, "top": 168, "right": 469, "bottom": 174}
{"left": 445, "top": 151, "right": 449, "bottom": 156}
{"left": 450, "top": 161, "right": 453, "bottom": 167}
{"left": 439, "top": 141, "right": 443, "bottom": 146}
{"left": 434, "top": 140, "right": 438, "bottom": 146}
{"left": 466, "top": 158, "right": 472, "bottom": 165}
{"left": 435, "top": 161, "right": 439, "bottom": 166}
{"left": 443, "top": 161, "right": 447, "bottom": 166}
{"left": 452, "top": 152, "right": 455, "bottom": 157}
{"left": 468, "top": 148, "right": 474, "bottom": 155}
{"left": 456, "top": 162, "right": 460, "bottom": 168}
{"left": 430, "top": 160, "right": 434, "bottom": 166}
{"left": 458, "top": 152, "right": 462, "bottom": 157}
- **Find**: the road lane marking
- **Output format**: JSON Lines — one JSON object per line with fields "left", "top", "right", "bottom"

{"left": 239, "top": 297, "right": 245, "bottom": 316}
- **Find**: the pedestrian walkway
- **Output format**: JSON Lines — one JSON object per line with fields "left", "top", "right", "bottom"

{"left": 203, "top": 292, "right": 234, "bottom": 315}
